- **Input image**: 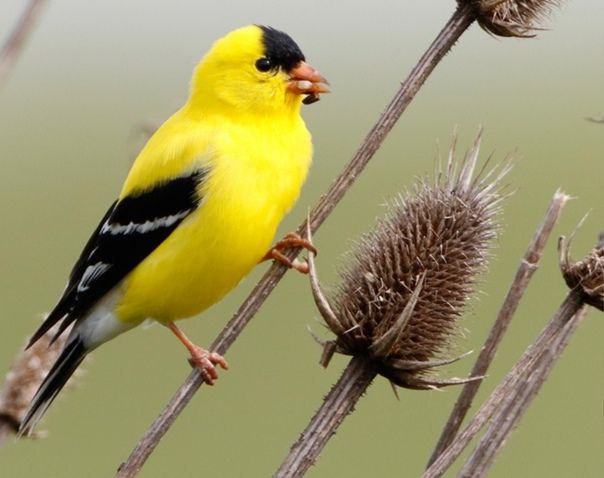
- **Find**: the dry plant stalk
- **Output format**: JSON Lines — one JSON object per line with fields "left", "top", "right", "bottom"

{"left": 422, "top": 291, "right": 585, "bottom": 478}
{"left": 458, "top": 236, "right": 604, "bottom": 476}
{"left": 427, "top": 190, "right": 568, "bottom": 465}
{"left": 0, "top": 323, "right": 71, "bottom": 445}
{"left": 0, "top": 0, "right": 48, "bottom": 87}
{"left": 273, "top": 135, "right": 506, "bottom": 478}
{"left": 117, "top": 2, "right": 567, "bottom": 475}
{"left": 459, "top": 305, "right": 588, "bottom": 477}
{"left": 458, "top": 237, "right": 604, "bottom": 476}
{"left": 423, "top": 237, "right": 604, "bottom": 478}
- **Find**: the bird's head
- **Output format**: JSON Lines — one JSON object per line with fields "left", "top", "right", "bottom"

{"left": 187, "top": 25, "right": 329, "bottom": 116}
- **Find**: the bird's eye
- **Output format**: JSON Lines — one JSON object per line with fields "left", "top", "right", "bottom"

{"left": 255, "top": 57, "right": 274, "bottom": 72}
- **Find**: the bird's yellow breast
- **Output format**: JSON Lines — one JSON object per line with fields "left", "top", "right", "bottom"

{"left": 115, "top": 111, "right": 312, "bottom": 323}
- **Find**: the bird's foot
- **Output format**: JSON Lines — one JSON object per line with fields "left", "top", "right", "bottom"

{"left": 262, "top": 232, "right": 318, "bottom": 274}
{"left": 167, "top": 322, "right": 228, "bottom": 385}
{"left": 187, "top": 346, "right": 229, "bottom": 386}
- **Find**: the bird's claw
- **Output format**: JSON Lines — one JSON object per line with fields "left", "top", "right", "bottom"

{"left": 262, "top": 232, "right": 317, "bottom": 274}
{"left": 279, "top": 232, "right": 318, "bottom": 256}
{"left": 187, "top": 347, "right": 229, "bottom": 385}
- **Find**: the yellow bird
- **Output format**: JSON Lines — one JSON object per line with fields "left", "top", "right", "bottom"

{"left": 20, "top": 25, "right": 328, "bottom": 435}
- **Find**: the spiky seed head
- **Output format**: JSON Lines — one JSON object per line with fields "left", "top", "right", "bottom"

{"left": 324, "top": 133, "right": 508, "bottom": 389}
{"left": 458, "top": 0, "right": 564, "bottom": 38}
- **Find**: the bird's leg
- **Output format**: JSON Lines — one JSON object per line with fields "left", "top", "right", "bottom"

{"left": 261, "top": 232, "right": 318, "bottom": 274}
{"left": 166, "top": 322, "right": 228, "bottom": 385}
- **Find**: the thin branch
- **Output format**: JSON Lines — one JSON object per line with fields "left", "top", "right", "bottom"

{"left": 458, "top": 305, "right": 588, "bottom": 478}
{"left": 0, "top": 0, "right": 48, "bottom": 88}
{"left": 422, "top": 289, "right": 586, "bottom": 478}
{"left": 116, "top": 4, "right": 478, "bottom": 476}
{"left": 427, "top": 190, "right": 569, "bottom": 466}
{"left": 273, "top": 356, "right": 378, "bottom": 478}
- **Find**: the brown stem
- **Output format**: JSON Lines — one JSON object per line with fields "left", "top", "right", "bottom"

{"left": 427, "top": 191, "right": 568, "bottom": 466}
{"left": 0, "top": 0, "right": 48, "bottom": 88}
{"left": 461, "top": 234, "right": 603, "bottom": 477}
{"left": 458, "top": 305, "right": 588, "bottom": 478}
{"left": 304, "top": 4, "right": 475, "bottom": 235}
{"left": 116, "top": 5, "right": 477, "bottom": 477}
{"left": 422, "top": 289, "right": 585, "bottom": 478}
{"left": 273, "top": 356, "right": 378, "bottom": 478}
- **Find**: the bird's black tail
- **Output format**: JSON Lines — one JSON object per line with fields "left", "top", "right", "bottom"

{"left": 18, "top": 336, "right": 88, "bottom": 436}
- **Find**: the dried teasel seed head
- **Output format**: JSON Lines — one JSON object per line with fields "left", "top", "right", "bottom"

{"left": 559, "top": 236, "right": 604, "bottom": 311}
{"left": 459, "top": 0, "right": 564, "bottom": 38}
{"left": 0, "top": 323, "right": 76, "bottom": 439}
{"left": 320, "top": 132, "right": 508, "bottom": 389}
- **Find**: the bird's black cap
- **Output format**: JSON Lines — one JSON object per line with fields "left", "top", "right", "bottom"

{"left": 258, "top": 26, "right": 305, "bottom": 72}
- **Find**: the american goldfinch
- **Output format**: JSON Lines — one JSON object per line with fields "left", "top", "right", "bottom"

{"left": 19, "top": 25, "right": 328, "bottom": 435}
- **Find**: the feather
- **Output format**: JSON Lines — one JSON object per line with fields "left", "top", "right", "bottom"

{"left": 18, "top": 336, "right": 87, "bottom": 436}
{"left": 27, "top": 169, "right": 208, "bottom": 348}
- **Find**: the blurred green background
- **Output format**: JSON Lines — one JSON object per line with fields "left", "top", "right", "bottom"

{"left": 1, "top": 1, "right": 602, "bottom": 477}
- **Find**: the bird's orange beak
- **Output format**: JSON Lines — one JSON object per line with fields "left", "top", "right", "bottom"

{"left": 288, "top": 61, "right": 329, "bottom": 104}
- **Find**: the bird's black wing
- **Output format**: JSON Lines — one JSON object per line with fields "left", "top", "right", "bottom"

{"left": 27, "top": 169, "right": 208, "bottom": 347}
